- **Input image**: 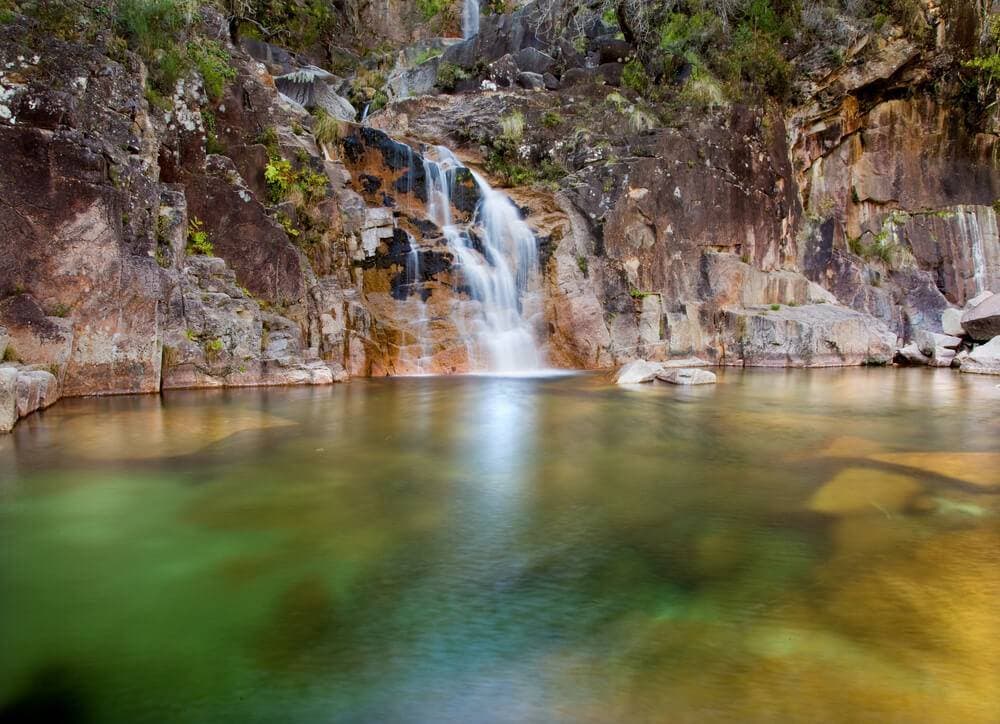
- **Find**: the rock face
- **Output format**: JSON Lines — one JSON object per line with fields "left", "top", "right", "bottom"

{"left": 961, "top": 294, "right": 1000, "bottom": 342}
{"left": 718, "top": 305, "right": 896, "bottom": 367}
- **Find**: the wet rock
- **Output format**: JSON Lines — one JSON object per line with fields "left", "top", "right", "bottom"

{"left": 615, "top": 359, "right": 663, "bottom": 384}
{"left": 960, "top": 336, "right": 1000, "bottom": 375}
{"left": 656, "top": 368, "right": 717, "bottom": 385}
{"left": 961, "top": 293, "right": 1000, "bottom": 341}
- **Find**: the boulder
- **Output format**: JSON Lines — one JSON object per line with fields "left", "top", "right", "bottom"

{"left": 960, "top": 336, "right": 1000, "bottom": 375}
{"left": 15, "top": 369, "right": 58, "bottom": 418}
{"left": 596, "top": 62, "right": 624, "bottom": 86}
{"left": 965, "top": 290, "right": 994, "bottom": 309}
{"left": 542, "top": 72, "right": 560, "bottom": 90}
{"left": 615, "top": 359, "right": 663, "bottom": 384}
{"left": 486, "top": 54, "right": 520, "bottom": 88}
{"left": 657, "top": 368, "right": 717, "bottom": 385}
{"left": 275, "top": 67, "right": 356, "bottom": 122}
{"left": 941, "top": 307, "right": 965, "bottom": 337}
{"left": 915, "top": 328, "right": 962, "bottom": 355}
{"left": 720, "top": 305, "right": 896, "bottom": 367}
{"left": 593, "top": 37, "right": 633, "bottom": 64}
{"left": 517, "top": 72, "right": 546, "bottom": 90}
{"left": 928, "top": 346, "right": 956, "bottom": 368}
{"left": 514, "top": 47, "right": 555, "bottom": 75}
{"left": 662, "top": 357, "right": 712, "bottom": 368}
{"left": 561, "top": 68, "right": 593, "bottom": 86}
{"left": 0, "top": 367, "right": 17, "bottom": 433}
{"left": 897, "top": 342, "right": 929, "bottom": 365}
{"left": 961, "top": 293, "right": 1000, "bottom": 341}
{"left": 0, "top": 326, "right": 7, "bottom": 361}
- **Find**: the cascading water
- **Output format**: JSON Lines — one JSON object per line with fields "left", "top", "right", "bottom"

{"left": 462, "top": 0, "right": 480, "bottom": 39}
{"left": 417, "top": 146, "right": 544, "bottom": 373}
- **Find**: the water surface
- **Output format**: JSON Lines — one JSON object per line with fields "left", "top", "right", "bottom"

{"left": 1, "top": 369, "right": 998, "bottom": 723}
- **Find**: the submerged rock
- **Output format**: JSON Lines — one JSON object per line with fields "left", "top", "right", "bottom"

{"left": 809, "top": 467, "right": 922, "bottom": 515}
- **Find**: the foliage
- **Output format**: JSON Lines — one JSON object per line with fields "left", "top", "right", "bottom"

{"left": 963, "top": 14, "right": 1000, "bottom": 107}
{"left": 201, "top": 110, "right": 225, "bottom": 154}
{"left": 436, "top": 61, "right": 470, "bottom": 91}
{"left": 244, "top": 0, "right": 334, "bottom": 52}
{"left": 417, "top": 0, "right": 448, "bottom": 20}
{"left": 186, "top": 217, "right": 213, "bottom": 255}
{"left": 311, "top": 108, "right": 341, "bottom": 148}
{"left": 189, "top": 38, "right": 236, "bottom": 101}
{"left": 413, "top": 46, "right": 443, "bottom": 65}
{"left": 500, "top": 110, "right": 525, "bottom": 141}
{"left": 265, "top": 157, "right": 328, "bottom": 205}
{"left": 621, "top": 58, "right": 651, "bottom": 95}
{"left": 541, "top": 111, "right": 564, "bottom": 128}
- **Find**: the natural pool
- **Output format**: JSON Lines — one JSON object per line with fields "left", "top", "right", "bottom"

{"left": 0, "top": 368, "right": 998, "bottom": 723}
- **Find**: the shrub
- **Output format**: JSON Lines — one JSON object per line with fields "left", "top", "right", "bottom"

{"left": 541, "top": 111, "right": 563, "bottom": 128}
{"left": 265, "top": 158, "right": 295, "bottom": 202}
{"left": 621, "top": 59, "right": 651, "bottom": 95}
{"left": 417, "top": 0, "right": 447, "bottom": 20}
{"left": 189, "top": 38, "right": 236, "bottom": 101}
{"left": 186, "top": 217, "right": 213, "bottom": 255}
{"left": 500, "top": 110, "right": 525, "bottom": 141}
{"left": 436, "top": 61, "right": 470, "bottom": 91}
{"left": 312, "top": 108, "right": 342, "bottom": 148}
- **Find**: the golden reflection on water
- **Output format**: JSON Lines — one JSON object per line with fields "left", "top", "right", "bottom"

{"left": 0, "top": 368, "right": 997, "bottom": 723}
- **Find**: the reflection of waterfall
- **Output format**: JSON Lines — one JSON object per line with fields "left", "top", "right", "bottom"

{"left": 462, "top": 0, "right": 480, "bottom": 39}
{"left": 420, "top": 147, "right": 543, "bottom": 373}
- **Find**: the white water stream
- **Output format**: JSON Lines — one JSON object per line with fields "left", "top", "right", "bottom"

{"left": 462, "top": 0, "right": 480, "bottom": 39}
{"left": 408, "top": 146, "right": 543, "bottom": 374}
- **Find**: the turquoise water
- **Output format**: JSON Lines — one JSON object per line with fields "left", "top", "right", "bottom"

{"left": 1, "top": 369, "right": 998, "bottom": 723}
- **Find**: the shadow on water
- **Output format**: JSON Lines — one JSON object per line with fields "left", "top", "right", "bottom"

{"left": 0, "top": 666, "right": 89, "bottom": 724}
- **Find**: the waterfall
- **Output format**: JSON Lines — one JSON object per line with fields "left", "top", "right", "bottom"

{"left": 417, "top": 146, "right": 543, "bottom": 373}
{"left": 462, "top": 0, "right": 480, "bottom": 39}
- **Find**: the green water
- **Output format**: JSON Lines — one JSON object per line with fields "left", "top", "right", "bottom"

{"left": 1, "top": 369, "right": 998, "bottom": 723}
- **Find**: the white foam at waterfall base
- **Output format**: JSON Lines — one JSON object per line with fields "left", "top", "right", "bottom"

{"left": 462, "top": 0, "right": 480, "bottom": 39}
{"left": 415, "top": 146, "right": 548, "bottom": 375}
